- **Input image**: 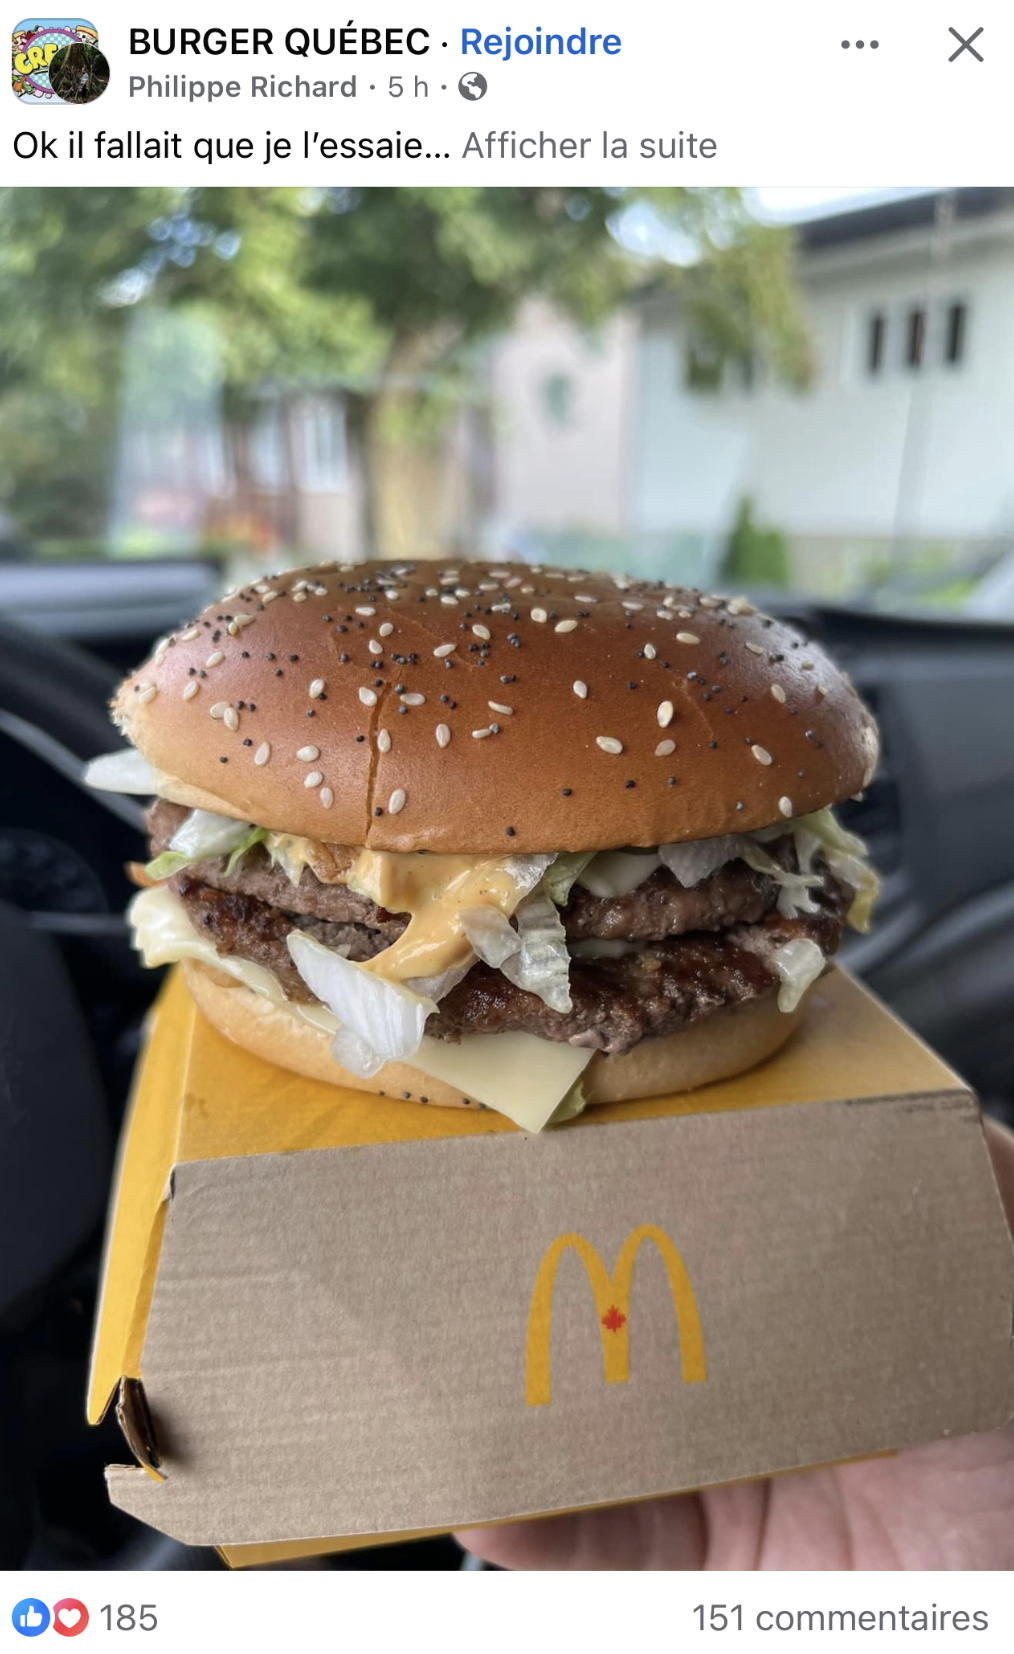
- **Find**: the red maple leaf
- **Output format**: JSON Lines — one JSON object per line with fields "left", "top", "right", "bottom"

{"left": 601, "top": 1304, "right": 627, "bottom": 1333}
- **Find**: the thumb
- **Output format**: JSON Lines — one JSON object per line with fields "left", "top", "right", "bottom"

{"left": 983, "top": 1116, "right": 1014, "bottom": 1237}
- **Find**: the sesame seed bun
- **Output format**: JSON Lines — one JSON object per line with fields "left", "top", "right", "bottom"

{"left": 114, "top": 560, "right": 878, "bottom": 854}
{"left": 182, "top": 958, "right": 805, "bottom": 1110}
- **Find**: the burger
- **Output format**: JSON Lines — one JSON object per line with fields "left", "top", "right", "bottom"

{"left": 87, "top": 560, "right": 879, "bottom": 1131}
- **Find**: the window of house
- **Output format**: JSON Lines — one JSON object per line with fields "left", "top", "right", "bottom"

{"left": 944, "top": 301, "right": 967, "bottom": 365}
{"left": 867, "top": 313, "right": 886, "bottom": 375}
{"left": 540, "top": 372, "right": 574, "bottom": 426}
{"left": 860, "top": 298, "right": 969, "bottom": 379}
{"left": 249, "top": 403, "right": 288, "bottom": 492}
{"left": 905, "top": 306, "right": 927, "bottom": 370}
{"left": 299, "top": 398, "right": 348, "bottom": 492}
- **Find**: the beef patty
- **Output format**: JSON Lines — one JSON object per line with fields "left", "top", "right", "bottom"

{"left": 168, "top": 863, "right": 850, "bottom": 1056}
{"left": 149, "top": 798, "right": 779, "bottom": 944}
{"left": 153, "top": 799, "right": 850, "bottom": 1054}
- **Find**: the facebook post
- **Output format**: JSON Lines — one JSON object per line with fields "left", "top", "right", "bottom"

{"left": 1, "top": 0, "right": 1013, "bottom": 1634}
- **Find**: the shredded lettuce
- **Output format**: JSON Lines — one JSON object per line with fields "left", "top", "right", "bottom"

{"left": 578, "top": 849, "right": 663, "bottom": 898}
{"left": 500, "top": 892, "right": 573, "bottom": 1013}
{"left": 461, "top": 907, "right": 523, "bottom": 969}
{"left": 225, "top": 826, "right": 268, "bottom": 876}
{"left": 144, "top": 807, "right": 256, "bottom": 882}
{"left": 791, "top": 808, "right": 880, "bottom": 932}
{"left": 540, "top": 851, "right": 595, "bottom": 906}
{"left": 768, "top": 937, "right": 827, "bottom": 1012}
{"left": 659, "top": 836, "right": 744, "bottom": 889}
{"left": 264, "top": 834, "right": 315, "bottom": 887}
{"left": 286, "top": 929, "right": 434, "bottom": 1078}
{"left": 85, "top": 747, "right": 158, "bottom": 795}
{"left": 144, "top": 849, "right": 195, "bottom": 881}
{"left": 735, "top": 839, "right": 823, "bottom": 918}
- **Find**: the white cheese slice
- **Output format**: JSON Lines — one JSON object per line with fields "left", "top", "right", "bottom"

{"left": 408, "top": 1031, "right": 591, "bottom": 1134}
{"left": 129, "top": 886, "right": 592, "bottom": 1132}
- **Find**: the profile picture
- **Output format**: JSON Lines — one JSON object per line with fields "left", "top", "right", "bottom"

{"left": 48, "top": 37, "right": 108, "bottom": 102}
{"left": 11, "top": 15, "right": 103, "bottom": 101}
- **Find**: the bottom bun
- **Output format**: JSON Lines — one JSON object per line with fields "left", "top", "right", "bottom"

{"left": 183, "top": 958, "right": 806, "bottom": 1113}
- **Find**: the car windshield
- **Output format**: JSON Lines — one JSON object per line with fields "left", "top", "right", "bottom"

{"left": 1, "top": 184, "right": 1012, "bottom": 617}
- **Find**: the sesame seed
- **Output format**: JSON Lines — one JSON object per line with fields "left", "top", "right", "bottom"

{"left": 355, "top": 606, "right": 375, "bottom": 617}
{"left": 182, "top": 681, "right": 199, "bottom": 701}
{"left": 179, "top": 627, "right": 199, "bottom": 642}
{"left": 262, "top": 591, "right": 280, "bottom": 604}
{"left": 488, "top": 701, "right": 513, "bottom": 715}
{"left": 657, "top": 700, "right": 674, "bottom": 729}
{"left": 358, "top": 687, "right": 377, "bottom": 707}
{"left": 770, "top": 683, "right": 787, "bottom": 704}
{"left": 435, "top": 723, "right": 451, "bottom": 748}
{"left": 655, "top": 739, "right": 676, "bottom": 757}
{"left": 816, "top": 685, "right": 827, "bottom": 699}
{"left": 388, "top": 788, "right": 407, "bottom": 815}
{"left": 319, "top": 787, "right": 334, "bottom": 809}
{"left": 223, "top": 706, "right": 239, "bottom": 732}
{"left": 574, "top": 594, "right": 597, "bottom": 604}
{"left": 440, "top": 595, "right": 459, "bottom": 607}
{"left": 377, "top": 728, "right": 391, "bottom": 754}
{"left": 751, "top": 744, "right": 773, "bottom": 766}
{"left": 676, "top": 631, "right": 700, "bottom": 646}
{"left": 745, "top": 642, "right": 765, "bottom": 656}
{"left": 572, "top": 680, "right": 588, "bottom": 699}
{"left": 137, "top": 685, "right": 158, "bottom": 706}
{"left": 254, "top": 742, "right": 271, "bottom": 766}
{"left": 643, "top": 643, "right": 657, "bottom": 660}
{"left": 210, "top": 702, "right": 228, "bottom": 720}
{"left": 368, "top": 640, "right": 383, "bottom": 655}
{"left": 379, "top": 622, "right": 394, "bottom": 638}
{"left": 778, "top": 796, "right": 793, "bottom": 817}
{"left": 297, "top": 745, "right": 320, "bottom": 761}
{"left": 400, "top": 692, "right": 425, "bottom": 706}
{"left": 531, "top": 607, "right": 548, "bottom": 624}
{"left": 472, "top": 727, "right": 493, "bottom": 740}
{"left": 433, "top": 643, "right": 455, "bottom": 658}
{"left": 206, "top": 651, "right": 224, "bottom": 667}
{"left": 621, "top": 601, "right": 644, "bottom": 612}
{"left": 292, "top": 591, "right": 308, "bottom": 604}
{"left": 228, "top": 614, "right": 255, "bottom": 636}
{"left": 304, "top": 771, "right": 323, "bottom": 788}
{"left": 554, "top": 618, "right": 578, "bottom": 634}
{"left": 308, "top": 678, "right": 326, "bottom": 699}
{"left": 801, "top": 660, "right": 815, "bottom": 671}
{"left": 728, "top": 597, "right": 756, "bottom": 616}
{"left": 472, "top": 624, "right": 491, "bottom": 641}
{"left": 596, "top": 736, "right": 623, "bottom": 755}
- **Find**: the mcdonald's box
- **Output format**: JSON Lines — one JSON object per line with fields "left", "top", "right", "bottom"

{"left": 89, "top": 966, "right": 1014, "bottom": 1565}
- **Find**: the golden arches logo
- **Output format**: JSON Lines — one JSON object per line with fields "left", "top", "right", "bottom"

{"left": 525, "top": 1224, "right": 706, "bottom": 1406}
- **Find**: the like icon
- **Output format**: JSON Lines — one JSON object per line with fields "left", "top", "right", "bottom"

{"left": 11, "top": 1599, "right": 50, "bottom": 1638}
{"left": 53, "top": 1599, "right": 89, "bottom": 1637}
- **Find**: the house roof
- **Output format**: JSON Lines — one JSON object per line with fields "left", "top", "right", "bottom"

{"left": 797, "top": 187, "right": 1014, "bottom": 250}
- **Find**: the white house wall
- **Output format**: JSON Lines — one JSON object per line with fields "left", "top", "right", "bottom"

{"left": 632, "top": 223, "right": 1014, "bottom": 547}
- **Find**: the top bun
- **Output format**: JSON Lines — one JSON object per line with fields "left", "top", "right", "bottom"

{"left": 113, "top": 559, "right": 878, "bottom": 854}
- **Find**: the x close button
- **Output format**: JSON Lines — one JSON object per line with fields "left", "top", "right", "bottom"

{"left": 948, "top": 26, "right": 984, "bottom": 62}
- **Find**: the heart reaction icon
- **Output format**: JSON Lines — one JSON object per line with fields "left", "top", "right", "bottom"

{"left": 52, "top": 1600, "right": 89, "bottom": 1637}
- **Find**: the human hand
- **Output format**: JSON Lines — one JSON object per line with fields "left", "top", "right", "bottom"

{"left": 457, "top": 1117, "right": 1014, "bottom": 1570}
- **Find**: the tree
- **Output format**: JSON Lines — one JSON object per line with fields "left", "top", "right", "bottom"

{"left": 0, "top": 186, "right": 810, "bottom": 556}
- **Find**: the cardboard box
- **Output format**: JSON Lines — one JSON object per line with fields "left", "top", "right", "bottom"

{"left": 89, "top": 967, "right": 1014, "bottom": 1567}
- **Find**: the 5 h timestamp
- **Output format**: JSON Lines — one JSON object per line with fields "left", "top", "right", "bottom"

{"left": 99, "top": 1606, "right": 158, "bottom": 1632}
{"left": 694, "top": 1605, "right": 743, "bottom": 1632}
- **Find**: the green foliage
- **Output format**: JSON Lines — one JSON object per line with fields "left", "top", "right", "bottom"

{"left": 722, "top": 497, "right": 791, "bottom": 588}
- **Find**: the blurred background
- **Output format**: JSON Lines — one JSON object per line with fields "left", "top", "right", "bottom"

{"left": 1, "top": 184, "right": 1013, "bottom": 1572}
{"left": 3, "top": 183, "right": 1014, "bottom": 608}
